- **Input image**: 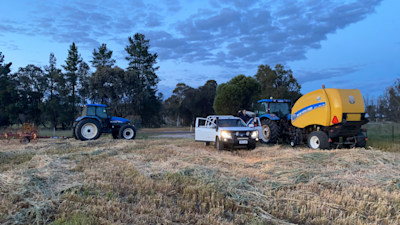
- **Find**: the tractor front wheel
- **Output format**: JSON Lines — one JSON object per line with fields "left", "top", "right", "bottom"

{"left": 260, "top": 120, "right": 279, "bottom": 144}
{"left": 119, "top": 125, "right": 136, "bottom": 140}
{"left": 76, "top": 119, "right": 102, "bottom": 141}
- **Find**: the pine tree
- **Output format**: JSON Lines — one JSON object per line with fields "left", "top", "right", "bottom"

{"left": 124, "top": 33, "right": 161, "bottom": 126}
{"left": 62, "top": 43, "right": 83, "bottom": 124}
{"left": 90, "top": 43, "right": 115, "bottom": 68}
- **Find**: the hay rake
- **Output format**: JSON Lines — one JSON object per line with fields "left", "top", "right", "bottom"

{"left": 1, "top": 123, "right": 38, "bottom": 144}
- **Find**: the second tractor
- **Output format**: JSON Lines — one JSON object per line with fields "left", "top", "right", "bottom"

{"left": 73, "top": 104, "right": 136, "bottom": 141}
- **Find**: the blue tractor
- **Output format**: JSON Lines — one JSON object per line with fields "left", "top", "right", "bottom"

{"left": 73, "top": 104, "right": 136, "bottom": 141}
{"left": 254, "top": 99, "right": 293, "bottom": 144}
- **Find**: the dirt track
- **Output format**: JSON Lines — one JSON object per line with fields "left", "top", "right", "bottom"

{"left": 1, "top": 137, "right": 400, "bottom": 224}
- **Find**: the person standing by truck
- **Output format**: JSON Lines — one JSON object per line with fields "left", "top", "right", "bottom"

{"left": 238, "top": 109, "right": 251, "bottom": 123}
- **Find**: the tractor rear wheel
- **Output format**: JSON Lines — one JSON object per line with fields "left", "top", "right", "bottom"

{"left": 76, "top": 119, "right": 102, "bottom": 141}
{"left": 119, "top": 125, "right": 136, "bottom": 140}
{"left": 260, "top": 120, "right": 279, "bottom": 144}
{"left": 72, "top": 123, "right": 79, "bottom": 140}
{"left": 307, "top": 131, "right": 329, "bottom": 150}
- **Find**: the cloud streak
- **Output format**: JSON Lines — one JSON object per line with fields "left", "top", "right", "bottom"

{"left": 0, "top": 0, "right": 383, "bottom": 69}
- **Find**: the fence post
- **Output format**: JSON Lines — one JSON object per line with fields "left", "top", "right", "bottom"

{"left": 393, "top": 125, "right": 394, "bottom": 143}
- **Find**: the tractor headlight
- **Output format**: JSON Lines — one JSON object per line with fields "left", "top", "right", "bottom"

{"left": 251, "top": 130, "right": 258, "bottom": 139}
{"left": 221, "top": 131, "right": 232, "bottom": 139}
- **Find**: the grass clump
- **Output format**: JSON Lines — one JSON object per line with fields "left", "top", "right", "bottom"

{"left": 52, "top": 213, "right": 99, "bottom": 225}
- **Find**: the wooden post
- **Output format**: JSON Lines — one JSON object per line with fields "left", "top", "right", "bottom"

{"left": 393, "top": 125, "right": 395, "bottom": 143}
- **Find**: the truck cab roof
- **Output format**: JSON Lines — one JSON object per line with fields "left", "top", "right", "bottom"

{"left": 206, "top": 115, "right": 237, "bottom": 119}
{"left": 86, "top": 104, "right": 107, "bottom": 107}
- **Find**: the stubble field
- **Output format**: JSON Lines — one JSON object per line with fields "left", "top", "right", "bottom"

{"left": 1, "top": 136, "right": 400, "bottom": 224}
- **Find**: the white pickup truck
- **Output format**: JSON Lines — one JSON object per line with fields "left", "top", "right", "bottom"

{"left": 195, "top": 115, "right": 259, "bottom": 150}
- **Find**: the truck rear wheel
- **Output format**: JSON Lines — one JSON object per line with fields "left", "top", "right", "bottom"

{"left": 119, "top": 125, "right": 136, "bottom": 140}
{"left": 76, "top": 119, "right": 102, "bottom": 141}
{"left": 260, "top": 120, "right": 278, "bottom": 144}
{"left": 307, "top": 131, "right": 329, "bottom": 150}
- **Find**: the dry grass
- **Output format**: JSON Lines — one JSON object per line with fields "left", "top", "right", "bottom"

{"left": 1, "top": 137, "right": 400, "bottom": 224}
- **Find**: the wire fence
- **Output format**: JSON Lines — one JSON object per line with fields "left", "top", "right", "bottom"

{"left": 364, "top": 122, "right": 400, "bottom": 151}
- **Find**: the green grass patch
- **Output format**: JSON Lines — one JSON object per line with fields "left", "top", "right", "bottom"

{"left": 0, "top": 152, "right": 34, "bottom": 172}
{"left": 52, "top": 213, "right": 99, "bottom": 225}
{"left": 39, "top": 128, "right": 72, "bottom": 137}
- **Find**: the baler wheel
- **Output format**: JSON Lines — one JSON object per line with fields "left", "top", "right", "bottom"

{"left": 307, "top": 131, "right": 329, "bottom": 150}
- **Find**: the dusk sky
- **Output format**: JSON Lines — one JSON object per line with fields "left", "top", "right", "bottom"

{"left": 1, "top": 0, "right": 399, "bottom": 99}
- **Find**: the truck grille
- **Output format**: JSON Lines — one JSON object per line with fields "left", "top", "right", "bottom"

{"left": 234, "top": 131, "right": 250, "bottom": 137}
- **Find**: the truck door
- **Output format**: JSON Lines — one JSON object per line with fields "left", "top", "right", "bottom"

{"left": 247, "top": 117, "right": 262, "bottom": 140}
{"left": 195, "top": 117, "right": 214, "bottom": 142}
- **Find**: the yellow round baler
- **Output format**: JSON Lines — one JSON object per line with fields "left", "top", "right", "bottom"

{"left": 291, "top": 87, "right": 368, "bottom": 149}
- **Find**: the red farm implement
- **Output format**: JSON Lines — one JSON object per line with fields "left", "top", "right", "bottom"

{"left": 2, "top": 123, "right": 39, "bottom": 144}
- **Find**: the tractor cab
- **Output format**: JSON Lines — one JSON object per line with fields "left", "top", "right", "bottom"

{"left": 256, "top": 99, "right": 291, "bottom": 120}
{"left": 82, "top": 104, "right": 108, "bottom": 118}
{"left": 81, "top": 104, "right": 110, "bottom": 128}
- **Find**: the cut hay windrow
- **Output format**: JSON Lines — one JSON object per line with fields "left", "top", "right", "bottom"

{"left": 1, "top": 138, "right": 400, "bottom": 224}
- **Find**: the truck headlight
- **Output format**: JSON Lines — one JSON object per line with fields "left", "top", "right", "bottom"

{"left": 221, "top": 131, "right": 232, "bottom": 139}
{"left": 251, "top": 130, "right": 258, "bottom": 139}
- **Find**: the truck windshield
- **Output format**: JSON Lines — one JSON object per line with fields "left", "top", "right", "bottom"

{"left": 217, "top": 119, "right": 247, "bottom": 127}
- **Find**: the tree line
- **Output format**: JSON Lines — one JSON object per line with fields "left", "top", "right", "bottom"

{"left": 166, "top": 64, "right": 302, "bottom": 126}
{"left": 1, "top": 33, "right": 302, "bottom": 129}
{"left": 1, "top": 32, "right": 397, "bottom": 128}
{"left": 364, "top": 79, "right": 400, "bottom": 122}
{"left": 0, "top": 33, "right": 162, "bottom": 128}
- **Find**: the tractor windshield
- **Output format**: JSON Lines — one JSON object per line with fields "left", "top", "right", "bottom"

{"left": 269, "top": 103, "right": 290, "bottom": 117}
{"left": 257, "top": 102, "right": 290, "bottom": 117}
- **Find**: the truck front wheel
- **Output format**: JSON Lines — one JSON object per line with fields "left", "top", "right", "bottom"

{"left": 247, "top": 142, "right": 256, "bottom": 150}
{"left": 215, "top": 138, "right": 224, "bottom": 151}
{"left": 307, "top": 131, "right": 329, "bottom": 150}
{"left": 119, "top": 125, "right": 136, "bottom": 140}
{"left": 76, "top": 119, "right": 102, "bottom": 141}
{"left": 260, "top": 120, "right": 279, "bottom": 144}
